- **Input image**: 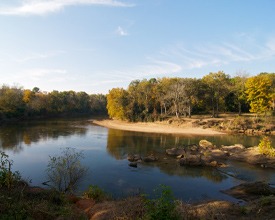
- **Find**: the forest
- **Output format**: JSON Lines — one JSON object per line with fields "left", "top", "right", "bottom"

{"left": 1, "top": 71, "right": 274, "bottom": 122}
{"left": 107, "top": 71, "right": 275, "bottom": 122}
{"left": 0, "top": 86, "right": 107, "bottom": 121}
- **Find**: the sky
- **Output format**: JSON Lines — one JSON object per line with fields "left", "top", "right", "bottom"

{"left": 0, "top": 0, "right": 275, "bottom": 94}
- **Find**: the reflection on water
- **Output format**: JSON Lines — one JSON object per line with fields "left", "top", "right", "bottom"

{"left": 0, "top": 118, "right": 274, "bottom": 202}
{"left": 0, "top": 119, "right": 88, "bottom": 152}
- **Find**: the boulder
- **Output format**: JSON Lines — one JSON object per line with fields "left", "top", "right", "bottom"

{"left": 210, "top": 149, "right": 229, "bottom": 160}
{"left": 179, "top": 154, "right": 202, "bottom": 166}
{"left": 221, "top": 144, "right": 245, "bottom": 153}
{"left": 143, "top": 155, "right": 158, "bottom": 162}
{"left": 129, "top": 162, "right": 137, "bottom": 168}
{"left": 199, "top": 140, "right": 214, "bottom": 149}
{"left": 166, "top": 148, "right": 186, "bottom": 156}
{"left": 127, "top": 154, "right": 142, "bottom": 162}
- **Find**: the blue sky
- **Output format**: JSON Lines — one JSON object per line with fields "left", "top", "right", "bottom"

{"left": 0, "top": 0, "right": 275, "bottom": 94}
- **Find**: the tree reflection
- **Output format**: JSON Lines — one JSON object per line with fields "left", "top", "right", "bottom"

{"left": 106, "top": 129, "right": 227, "bottom": 183}
{"left": 0, "top": 120, "right": 88, "bottom": 152}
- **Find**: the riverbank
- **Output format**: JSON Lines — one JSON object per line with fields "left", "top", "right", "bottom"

{"left": 91, "top": 119, "right": 226, "bottom": 136}
{"left": 2, "top": 181, "right": 274, "bottom": 219}
{"left": 92, "top": 114, "right": 275, "bottom": 136}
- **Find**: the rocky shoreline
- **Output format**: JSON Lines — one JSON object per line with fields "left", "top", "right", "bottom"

{"left": 126, "top": 139, "right": 275, "bottom": 169}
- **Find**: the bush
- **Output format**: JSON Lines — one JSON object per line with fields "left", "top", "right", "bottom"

{"left": 46, "top": 147, "right": 88, "bottom": 193}
{"left": 144, "top": 184, "right": 180, "bottom": 220}
{"left": 0, "top": 151, "right": 21, "bottom": 189}
{"left": 83, "top": 185, "right": 109, "bottom": 202}
{"left": 258, "top": 136, "right": 275, "bottom": 157}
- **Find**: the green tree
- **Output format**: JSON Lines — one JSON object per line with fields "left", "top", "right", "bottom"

{"left": 227, "top": 73, "right": 249, "bottom": 115}
{"left": 202, "top": 71, "right": 231, "bottom": 117}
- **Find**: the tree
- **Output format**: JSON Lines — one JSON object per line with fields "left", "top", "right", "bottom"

{"left": 164, "top": 78, "right": 185, "bottom": 118}
{"left": 0, "top": 85, "right": 25, "bottom": 118}
{"left": 202, "top": 71, "right": 231, "bottom": 117}
{"left": 229, "top": 73, "right": 249, "bottom": 115}
{"left": 107, "top": 88, "right": 129, "bottom": 120}
{"left": 245, "top": 74, "right": 272, "bottom": 116}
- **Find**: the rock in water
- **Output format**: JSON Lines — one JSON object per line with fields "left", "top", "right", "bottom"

{"left": 199, "top": 140, "right": 214, "bottom": 149}
{"left": 129, "top": 162, "right": 137, "bottom": 168}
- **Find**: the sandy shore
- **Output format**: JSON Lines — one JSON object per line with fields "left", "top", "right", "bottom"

{"left": 91, "top": 119, "right": 226, "bottom": 136}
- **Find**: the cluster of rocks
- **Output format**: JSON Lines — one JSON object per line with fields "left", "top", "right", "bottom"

{"left": 127, "top": 154, "right": 158, "bottom": 168}
{"left": 236, "top": 128, "right": 274, "bottom": 135}
{"left": 166, "top": 140, "right": 228, "bottom": 167}
{"left": 127, "top": 140, "right": 275, "bottom": 169}
{"left": 166, "top": 140, "right": 275, "bottom": 169}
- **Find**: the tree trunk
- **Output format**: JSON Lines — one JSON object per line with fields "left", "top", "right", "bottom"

{"left": 238, "top": 101, "right": 242, "bottom": 116}
{"left": 188, "top": 105, "right": 191, "bottom": 118}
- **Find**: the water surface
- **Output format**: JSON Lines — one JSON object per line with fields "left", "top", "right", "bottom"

{"left": 1, "top": 118, "right": 274, "bottom": 202}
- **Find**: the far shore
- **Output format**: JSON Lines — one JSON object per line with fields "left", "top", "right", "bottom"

{"left": 91, "top": 119, "right": 226, "bottom": 136}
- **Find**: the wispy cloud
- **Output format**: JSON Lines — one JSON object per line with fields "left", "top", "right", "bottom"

{"left": 22, "top": 68, "right": 67, "bottom": 81}
{"left": 0, "top": 0, "right": 134, "bottom": 16}
{"left": 116, "top": 26, "right": 129, "bottom": 36}
{"left": 154, "top": 35, "right": 275, "bottom": 74}
{"left": 16, "top": 50, "right": 65, "bottom": 62}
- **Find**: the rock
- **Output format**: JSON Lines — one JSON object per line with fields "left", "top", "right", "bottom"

{"left": 199, "top": 140, "right": 214, "bottom": 149}
{"left": 222, "top": 181, "right": 275, "bottom": 201}
{"left": 211, "top": 149, "right": 229, "bottom": 159}
{"left": 166, "top": 148, "right": 186, "bottom": 156}
{"left": 127, "top": 154, "right": 142, "bottom": 162}
{"left": 209, "top": 160, "right": 218, "bottom": 167}
{"left": 179, "top": 154, "right": 202, "bottom": 166}
{"left": 143, "top": 155, "right": 158, "bottom": 162}
{"left": 221, "top": 144, "right": 245, "bottom": 153}
{"left": 200, "top": 155, "right": 213, "bottom": 163}
{"left": 129, "top": 162, "right": 137, "bottom": 168}
{"left": 189, "top": 144, "right": 199, "bottom": 151}
{"left": 176, "top": 154, "right": 184, "bottom": 159}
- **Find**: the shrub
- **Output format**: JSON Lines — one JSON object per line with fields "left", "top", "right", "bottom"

{"left": 83, "top": 185, "right": 109, "bottom": 202}
{"left": 0, "top": 151, "right": 21, "bottom": 189}
{"left": 144, "top": 184, "right": 180, "bottom": 220}
{"left": 46, "top": 147, "right": 88, "bottom": 193}
{"left": 258, "top": 136, "right": 275, "bottom": 157}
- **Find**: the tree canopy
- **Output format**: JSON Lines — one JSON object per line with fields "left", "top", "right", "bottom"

{"left": 106, "top": 72, "right": 274, "bottom": 121}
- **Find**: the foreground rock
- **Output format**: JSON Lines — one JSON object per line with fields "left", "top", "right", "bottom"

{"left": 222, "top": 181, "right": 275, "bottom": 201}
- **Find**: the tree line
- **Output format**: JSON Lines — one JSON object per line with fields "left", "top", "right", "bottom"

{"left": 107, "top": 71, "right": 275, "bottom": 122}
{"left": 0, "top": 86, "right": 107, "bottom": 121}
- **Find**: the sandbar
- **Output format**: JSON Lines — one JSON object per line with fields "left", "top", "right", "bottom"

{"left": 91, "top": 119, "right": 226, "bottom": 136}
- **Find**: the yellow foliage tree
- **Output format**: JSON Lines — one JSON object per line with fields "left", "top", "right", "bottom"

{"left": 107, "top": 88, "right": 128, "bottom": 120}
{"left": 245, "top": 75, "right": 272, "bottom": 116}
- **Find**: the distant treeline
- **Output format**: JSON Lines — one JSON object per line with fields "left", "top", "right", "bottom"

{"left": 0, "top": 86, "right": 107, "bottom": 121}
{"left": 107, "top": 71, "right": 275, "bottom": 122}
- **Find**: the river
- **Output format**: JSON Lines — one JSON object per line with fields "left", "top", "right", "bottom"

{"left": 0, "top": 118, "right": 274, "bottom": 202}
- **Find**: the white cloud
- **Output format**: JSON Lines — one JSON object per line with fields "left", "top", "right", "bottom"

{"left": 116, "top": 26, "right": 129, "bottom": 36}
{"left": 22, "top": 68, "right": 67, "bottom": 81}
{"left": 16, "top": 50, "right": 66, "bottom": 62}
{"left": 154, "top": 36, "right": 275, "bottom": 74}
{"left": 0, "top": 0, "right": 134, "bottom": 16}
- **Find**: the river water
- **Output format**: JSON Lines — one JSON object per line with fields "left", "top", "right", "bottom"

{"left": 0, "top": 118, "right": 274, "bottom": 202}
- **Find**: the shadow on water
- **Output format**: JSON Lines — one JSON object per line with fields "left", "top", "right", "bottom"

{"left": 0, "top": 119, "right": 88, "bottom": 152}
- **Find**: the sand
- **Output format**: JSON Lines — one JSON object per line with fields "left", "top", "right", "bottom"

{"left": 91, "top": 119, "right": 226, "bottom": 136}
